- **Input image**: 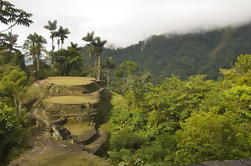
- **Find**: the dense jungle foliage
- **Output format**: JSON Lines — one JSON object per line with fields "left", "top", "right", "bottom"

{"left": 104, "top": 23, "right": 251, "bottom": 79}
{"left": 0, "top": 1, "right": 251, "bottom": 166}
{"left": 107, "top": 54, "right": 251, "bottom": 166}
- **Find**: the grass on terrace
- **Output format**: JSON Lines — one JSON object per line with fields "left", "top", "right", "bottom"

{"left": 45, "top": 77, "right": 96, "bottom": 85}
{"left": 64, "top": 124, "right": 95, "bottom": 137}
{"left": 44, "top": 95, "right": 99, "bottom": 104}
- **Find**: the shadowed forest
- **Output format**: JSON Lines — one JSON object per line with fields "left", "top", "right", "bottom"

{"left": 0, "top": 1, "right": 251, "bottom": 166}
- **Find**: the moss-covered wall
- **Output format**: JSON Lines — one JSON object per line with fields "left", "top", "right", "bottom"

{"left": 94, "top": 89, "right": 112, "bottom": 126}
{"left": 48, "top": 83, "right": 99, "bottom": 96}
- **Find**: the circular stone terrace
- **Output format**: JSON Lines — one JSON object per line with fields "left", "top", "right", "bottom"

{"left": 44, "top": 77, "right": 96, "bottom": 86}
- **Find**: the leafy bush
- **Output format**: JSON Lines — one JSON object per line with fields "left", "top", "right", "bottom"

{"left": 110, "top": 130, "right": 145, "bottom": 151}
{"left": 175, "top": 112, "right": 251, "bottom": 165}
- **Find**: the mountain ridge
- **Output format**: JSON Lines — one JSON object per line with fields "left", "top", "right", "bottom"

{"left": 104, "top": 23, "right": 251, "bottom": 79}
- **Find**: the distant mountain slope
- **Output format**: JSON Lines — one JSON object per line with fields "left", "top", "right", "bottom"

{"left": 104, "top": 23, "right": 251, "bottom": 79}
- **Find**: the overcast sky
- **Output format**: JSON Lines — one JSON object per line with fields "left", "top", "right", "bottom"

{"left": 2, "top": 0, "right": 251, "bottom": 48}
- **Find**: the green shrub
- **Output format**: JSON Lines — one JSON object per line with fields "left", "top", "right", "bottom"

{"left": 110, "top": 130, "right": 145, "bottom": 151}
{"left": 175, "top": 112, "right": 251, "bottom": 165}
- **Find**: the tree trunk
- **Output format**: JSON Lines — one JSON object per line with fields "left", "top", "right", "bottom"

{"left": 51, "top": 38, "right": 55, "bottom": 71}
{"left": 57, "top": 38, "right": 60, "bottom": 50}
{"left": 37, "top": 57, "right": 40, "bottom": 73}
{"left": 106, "top": 71, "right": 109, "bottom": 88}
{"left": 52, "top": 37, "right": 54, "bottom": 51}
{"left": 93, "top": 56, "right": 97, "bottom": 78}
{"left": 9, "top": 44, "right": 13, "bottom": 52}
{"left": 97, "top": 55, "right": 101, "bottom": 81}
{"left": 36, "top": 51, "right": 40, "bottom": 79}
{"left": 32, "top": 54, "right": 37, "bottom": 78}
{"left": 13, "top": 95, "right": 19, "bottom": 113}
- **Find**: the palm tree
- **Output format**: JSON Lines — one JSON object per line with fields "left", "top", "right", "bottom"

{"left": 24, "top": 33, "right": 47, "bottom": 78}
{"left": 68, "top": 42, "right": 81, "bottom": 51}
{"left": 82, "top": 31, "right": 95, "bottom": 43}
{"left": 44, "top": 20, "right": 57, "bottom": 51}
{"left": 57, "top": 26, "right": 70, "bottom": 49}
{"left": 93, "top": 37, "right": 107, "bottom": 81}
{"left": 104, "top": 56, "right": 116, "bottom": 88}
{"left": 82, "top": 32, "right": 107, "bottom": 81}
{"left": 82, "top": 31, "right": 96, "bottom": 76}
{"left": 54, "top": 30, "right": 60, "bottom": 50}
{"left": 3, "top": 32, "right": 18, "bottom": 52}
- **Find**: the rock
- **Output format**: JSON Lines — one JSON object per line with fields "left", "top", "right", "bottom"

{"left": 240, "top": 158, "right": 251, "bottom": 165}
{"left": 51, "top": 124, "right": 71, "bottom": 140}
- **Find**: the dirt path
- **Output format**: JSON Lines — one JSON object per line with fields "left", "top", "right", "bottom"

{"left": 9, "top": 129, "right": 111, "bottom": 166}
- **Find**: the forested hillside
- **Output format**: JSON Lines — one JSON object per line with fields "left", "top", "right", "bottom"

{"left": 107, "top": 54, "right": 251, "bottom": 166}
{"left": 104, "top": 23, "right": 251, "bottom": 79}
{"left": 1, "top": 1, "right": 251, "bottom": 166}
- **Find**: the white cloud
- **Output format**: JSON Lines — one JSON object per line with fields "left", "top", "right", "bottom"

{"left": 1, "top": 0, "right": 251, "bottom": 48}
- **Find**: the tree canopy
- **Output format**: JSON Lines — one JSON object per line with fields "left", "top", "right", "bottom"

{"left": 0, "top": 0, "right": 32, "bottom": 32}
{"left": 107, "top": 54, "right": 251, "bottom": 166}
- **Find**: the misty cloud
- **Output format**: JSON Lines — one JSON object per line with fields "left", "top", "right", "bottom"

{"left": 2, "top": 0, "right": 251, "bottom": 48}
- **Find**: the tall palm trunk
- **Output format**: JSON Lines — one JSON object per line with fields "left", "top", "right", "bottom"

{"left": 106, "top": 71, "right": 109, "bottom": 88}
{"left": 97, "top": 55, "right": 101, "bottom": 81}
{"left": 34, "top": 55, "right": 39, "bottom": 79}
{"left": 13, "top": 95, "right": 19, "bottom": 113}
{"left": 36, "top": 47, "right": 41, "bottom": 79}
{"left": 37, "top": 56, "right": 40, "bottom": 75}
{"left": 9, "top": 44, "right": 13, "bottom": 52}
{"left": 57, "top": 38, "right": 60, "bottom": 50}
{"left": 51, "top": 37, "right": 55, "bottom": 71}
{"left": 93, "top": 55, "right": 97, "bottom": 78}
{"left": 51, "top": 37, "right": 55, "bottom": 51}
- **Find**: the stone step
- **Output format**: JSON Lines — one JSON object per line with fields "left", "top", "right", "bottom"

{"left": 64, "top": 124, "right": 97, "bottom": 145}
{"left": 83, "top": 128, "right": 108, "bottom": 154}
{"left": 33, "top": 108, "right": 66, "bottom": 127}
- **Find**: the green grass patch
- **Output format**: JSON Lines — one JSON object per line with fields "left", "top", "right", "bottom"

{"left": 46, "top": 77, "right": 96, "bottom": 85}
{"left": 64, "top": 124, "right": 95, "bottom": 136}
